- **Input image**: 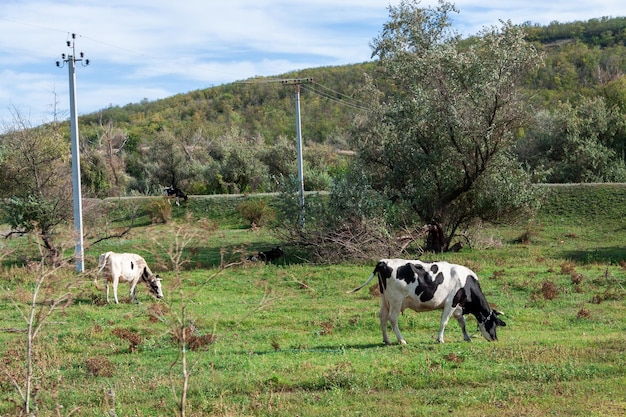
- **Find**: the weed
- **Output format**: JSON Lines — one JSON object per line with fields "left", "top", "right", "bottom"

{"left": 111, "top": 328, "right": 142, "bottom": 353}
{"left": 170, "top": 324, "right": 217, "bottom": 351}
{"left": 147, "top": 302, "right": 170, "bottom": 323}
{"left": 560, "top": 261, "right": 577, "bottom": 275}
{"left": 271, "top": 339, "right": 281, "bottom": 351}
{"left": 85, "top": 356, "right": 114, "bottom": 377}
{"left": 444, "top": 352, "right": 464, "bottom": 364}
{"left": 368, "top": 284, "right": 380, "bottom": 297}
{"left": 321, "top": 362, "right": 357, "bottom": 390}
{"left": 541, "top": 281, "right": 559, "bottom": 300}
{"left": 319, "top": 320, "right": 335, "bottom": 336}
{"left": 576, "top": 307, "right": 591, "bottom": 319}
{"left": 492, "top": 269, "right": 506, "bottom": 279}
{"left": 513, "top": 221, "right": 540, "bottom": 244}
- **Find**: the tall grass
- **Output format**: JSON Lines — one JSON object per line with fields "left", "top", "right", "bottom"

{"left": 1, "top": 186, "right": 626, "bottom": 415}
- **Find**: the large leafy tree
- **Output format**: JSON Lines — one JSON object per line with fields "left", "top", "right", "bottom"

{"left": 0, "top": 118, "right": 72, "bottom": 262}
{"left": 351, "top": 0, "right": 542, "bottom": 251}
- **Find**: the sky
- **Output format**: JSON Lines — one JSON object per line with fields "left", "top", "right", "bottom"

{"left": 1, "top": 0, "right": 626, "bottom": 132}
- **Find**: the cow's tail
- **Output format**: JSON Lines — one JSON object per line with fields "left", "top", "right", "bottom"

{"left": 347, "top": 266, "right": 379, "bottom": 294}
{"left": 94, "top": 252, "right": 112, "bottom": 288}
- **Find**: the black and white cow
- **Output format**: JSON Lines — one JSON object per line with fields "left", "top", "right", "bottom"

{"left": 163, "top": 186, "right": 188, "bottom": 206}
{"left": 248, "top": 246, "right": 285, "bottom": 264}
{"left": 96, "top": 252, "right": 164, "bottom": 304}
{"left": 348, "top": 259, "right": 505, "bottom": 344}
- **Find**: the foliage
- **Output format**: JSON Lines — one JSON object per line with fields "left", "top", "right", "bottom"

{"left": 350, "top": 1, "right": 542, "bottom": 251}
{"left": 524, "top": 16, "right": 626, "bottom": 47}
{"left": 518, "top": 97, "right": 626, "bottom": 182}
{"left": 0, "top": 121, "right": 73, "bottom": 262}
{"left": 145, "top": 198, "right": 173, "bottom": 224}
{"left": 237, "top": 199, "right": 275, "bottom": 228}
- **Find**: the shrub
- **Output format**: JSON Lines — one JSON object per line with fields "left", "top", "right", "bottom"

{"left": 85, "top": 356, "right": 114, "bottom": 377}
{"left": 237, "top": 199, "right": 274, "bottom": 227}
{"left": 146, "top": 198, "right": 172, "bottom": 224}
{"left": 541, "top": 281, "right": 559, "bottom": 300}
{"left": 112, "top": 328, "right": 142, "bottom": 353}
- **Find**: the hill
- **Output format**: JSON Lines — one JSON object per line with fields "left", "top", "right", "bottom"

{"left": 79, "top": 16, "right": 626, "bottom": 148}
{"left": 2, "top": 17, "right": 626, "bottom": 198}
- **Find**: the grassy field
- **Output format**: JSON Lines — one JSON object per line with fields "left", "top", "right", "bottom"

{"left": 1, "top": 185, "right": 626, "bottom": 416}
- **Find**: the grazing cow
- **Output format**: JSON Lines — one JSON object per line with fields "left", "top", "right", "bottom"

{"left": 96, "top": 252, "right": 164, "bottom": 304}
{"left": 348, "top": 259, "right": 505, "bottom": 344}
{"left": 163, "top": 186, "right": 188, "bottom": 206}
{"left": 248, "top": 246, "right": 285, "bottom": 264}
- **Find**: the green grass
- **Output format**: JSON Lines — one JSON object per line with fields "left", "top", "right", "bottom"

{"left": 1, "top": 186, "right": 626, "bottom": 416}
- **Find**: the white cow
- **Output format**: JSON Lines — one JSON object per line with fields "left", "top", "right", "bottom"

{"left": 349, "top": 259, "right": 505, "bottom": 344}
{"left": 96, "top": 252, "right": 163, "bottom": 304}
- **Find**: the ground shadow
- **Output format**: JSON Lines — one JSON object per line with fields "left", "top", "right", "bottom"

{"left": 558, "top": 246, "right": 626, "bottom": 264}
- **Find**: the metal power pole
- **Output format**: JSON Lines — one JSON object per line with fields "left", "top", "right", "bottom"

{"left": 56, "top": 33, "right": 89, "bottom": 272}
{"left": 282, "top": 78, "right": 312, "bottom": 227}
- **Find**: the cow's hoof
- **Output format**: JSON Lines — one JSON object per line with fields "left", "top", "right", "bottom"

{"left": 399, "top": 340, "right": 407, "bottom": 345}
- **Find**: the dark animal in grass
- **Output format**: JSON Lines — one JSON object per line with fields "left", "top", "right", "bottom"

{"left": 248, "top": 247, "right": 285, "bottom": 264}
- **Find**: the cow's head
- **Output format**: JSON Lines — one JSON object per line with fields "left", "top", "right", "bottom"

{"left": 143, "top": 269, "right": 164, "bottom": 299}
{"left": 478, "top": 310, "right": 506, "bottom": 341}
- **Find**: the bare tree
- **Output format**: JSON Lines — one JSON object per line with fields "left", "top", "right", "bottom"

{"left": 2, "top": 258, "right": 71, "bottom": 414}
{"left": 152, "top": 217, "right": 219, "bottom": 417}
{"left": 97, "top": 118, "right": 128, "bottom": 196}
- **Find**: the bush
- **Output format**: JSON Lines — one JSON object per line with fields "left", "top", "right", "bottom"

{"left": 146, "top": 199, "right": 173, "bottom": 224}
{"left": 237, "top": 199, "right": 274, "bottom": 227}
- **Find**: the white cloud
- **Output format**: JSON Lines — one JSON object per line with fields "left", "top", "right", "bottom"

{"left": 1, "top": 0, "right": 626, "bottom": 131}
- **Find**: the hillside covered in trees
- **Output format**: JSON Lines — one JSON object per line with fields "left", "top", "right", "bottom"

{"left": 3, "top": 16, "right": 626, "bottom": 198}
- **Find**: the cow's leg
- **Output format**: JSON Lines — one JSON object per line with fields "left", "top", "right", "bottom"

{"left": 436, "top": 304, "right": 456, "bottom": 343}
{"left": 379, "top": 299, "right": 392, "bottom": 345}
{"left": 388, "top": 303, "right": 406, "bottom": 345}
{"left": 453, "top": 308, "right": 472, "bottom": 342}
{"left": 105, "top": 279, "right": 110, "bottom": 304}
{"left": 128, "top": 280, "right": 139, "bottom": 303}
{"left": 112, "top": 276, "right": 120, "bottom": 304}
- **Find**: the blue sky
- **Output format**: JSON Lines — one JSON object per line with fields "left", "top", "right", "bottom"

{"left": 1, "top": 0, "right": 625, "bottom": 132}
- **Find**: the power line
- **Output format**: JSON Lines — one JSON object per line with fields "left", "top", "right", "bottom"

{"left": 311, "top": 80, "right": 361, "bottom": 102}
{"left": 301, "top": 83, "right": 368, "bottom": 112}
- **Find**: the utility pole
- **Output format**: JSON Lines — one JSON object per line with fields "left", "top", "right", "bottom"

{"left": 56, "top": 33, "right": 89, "bottom": 272}
{"left": 281, "top": 78, "right": 312, "bottom": 227}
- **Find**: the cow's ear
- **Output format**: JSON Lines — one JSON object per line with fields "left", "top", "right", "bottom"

{"left": 495, "top": 310, "right": 504, "bottom": 316}
{"left": 496, "top": 317, "right": 506, "bottom": 327}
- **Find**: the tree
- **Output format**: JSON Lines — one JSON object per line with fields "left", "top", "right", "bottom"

{"left": 350, "top": 0, "right": 542, "bottom": 251}
{"left": 0, "top": 117, "right": 72, "bottom": 263}
{"left": 94, "top": 118, "right": 129, "bottom": 197}
{"left": 518, "top": 97, "right": 626, "bottom": 183}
